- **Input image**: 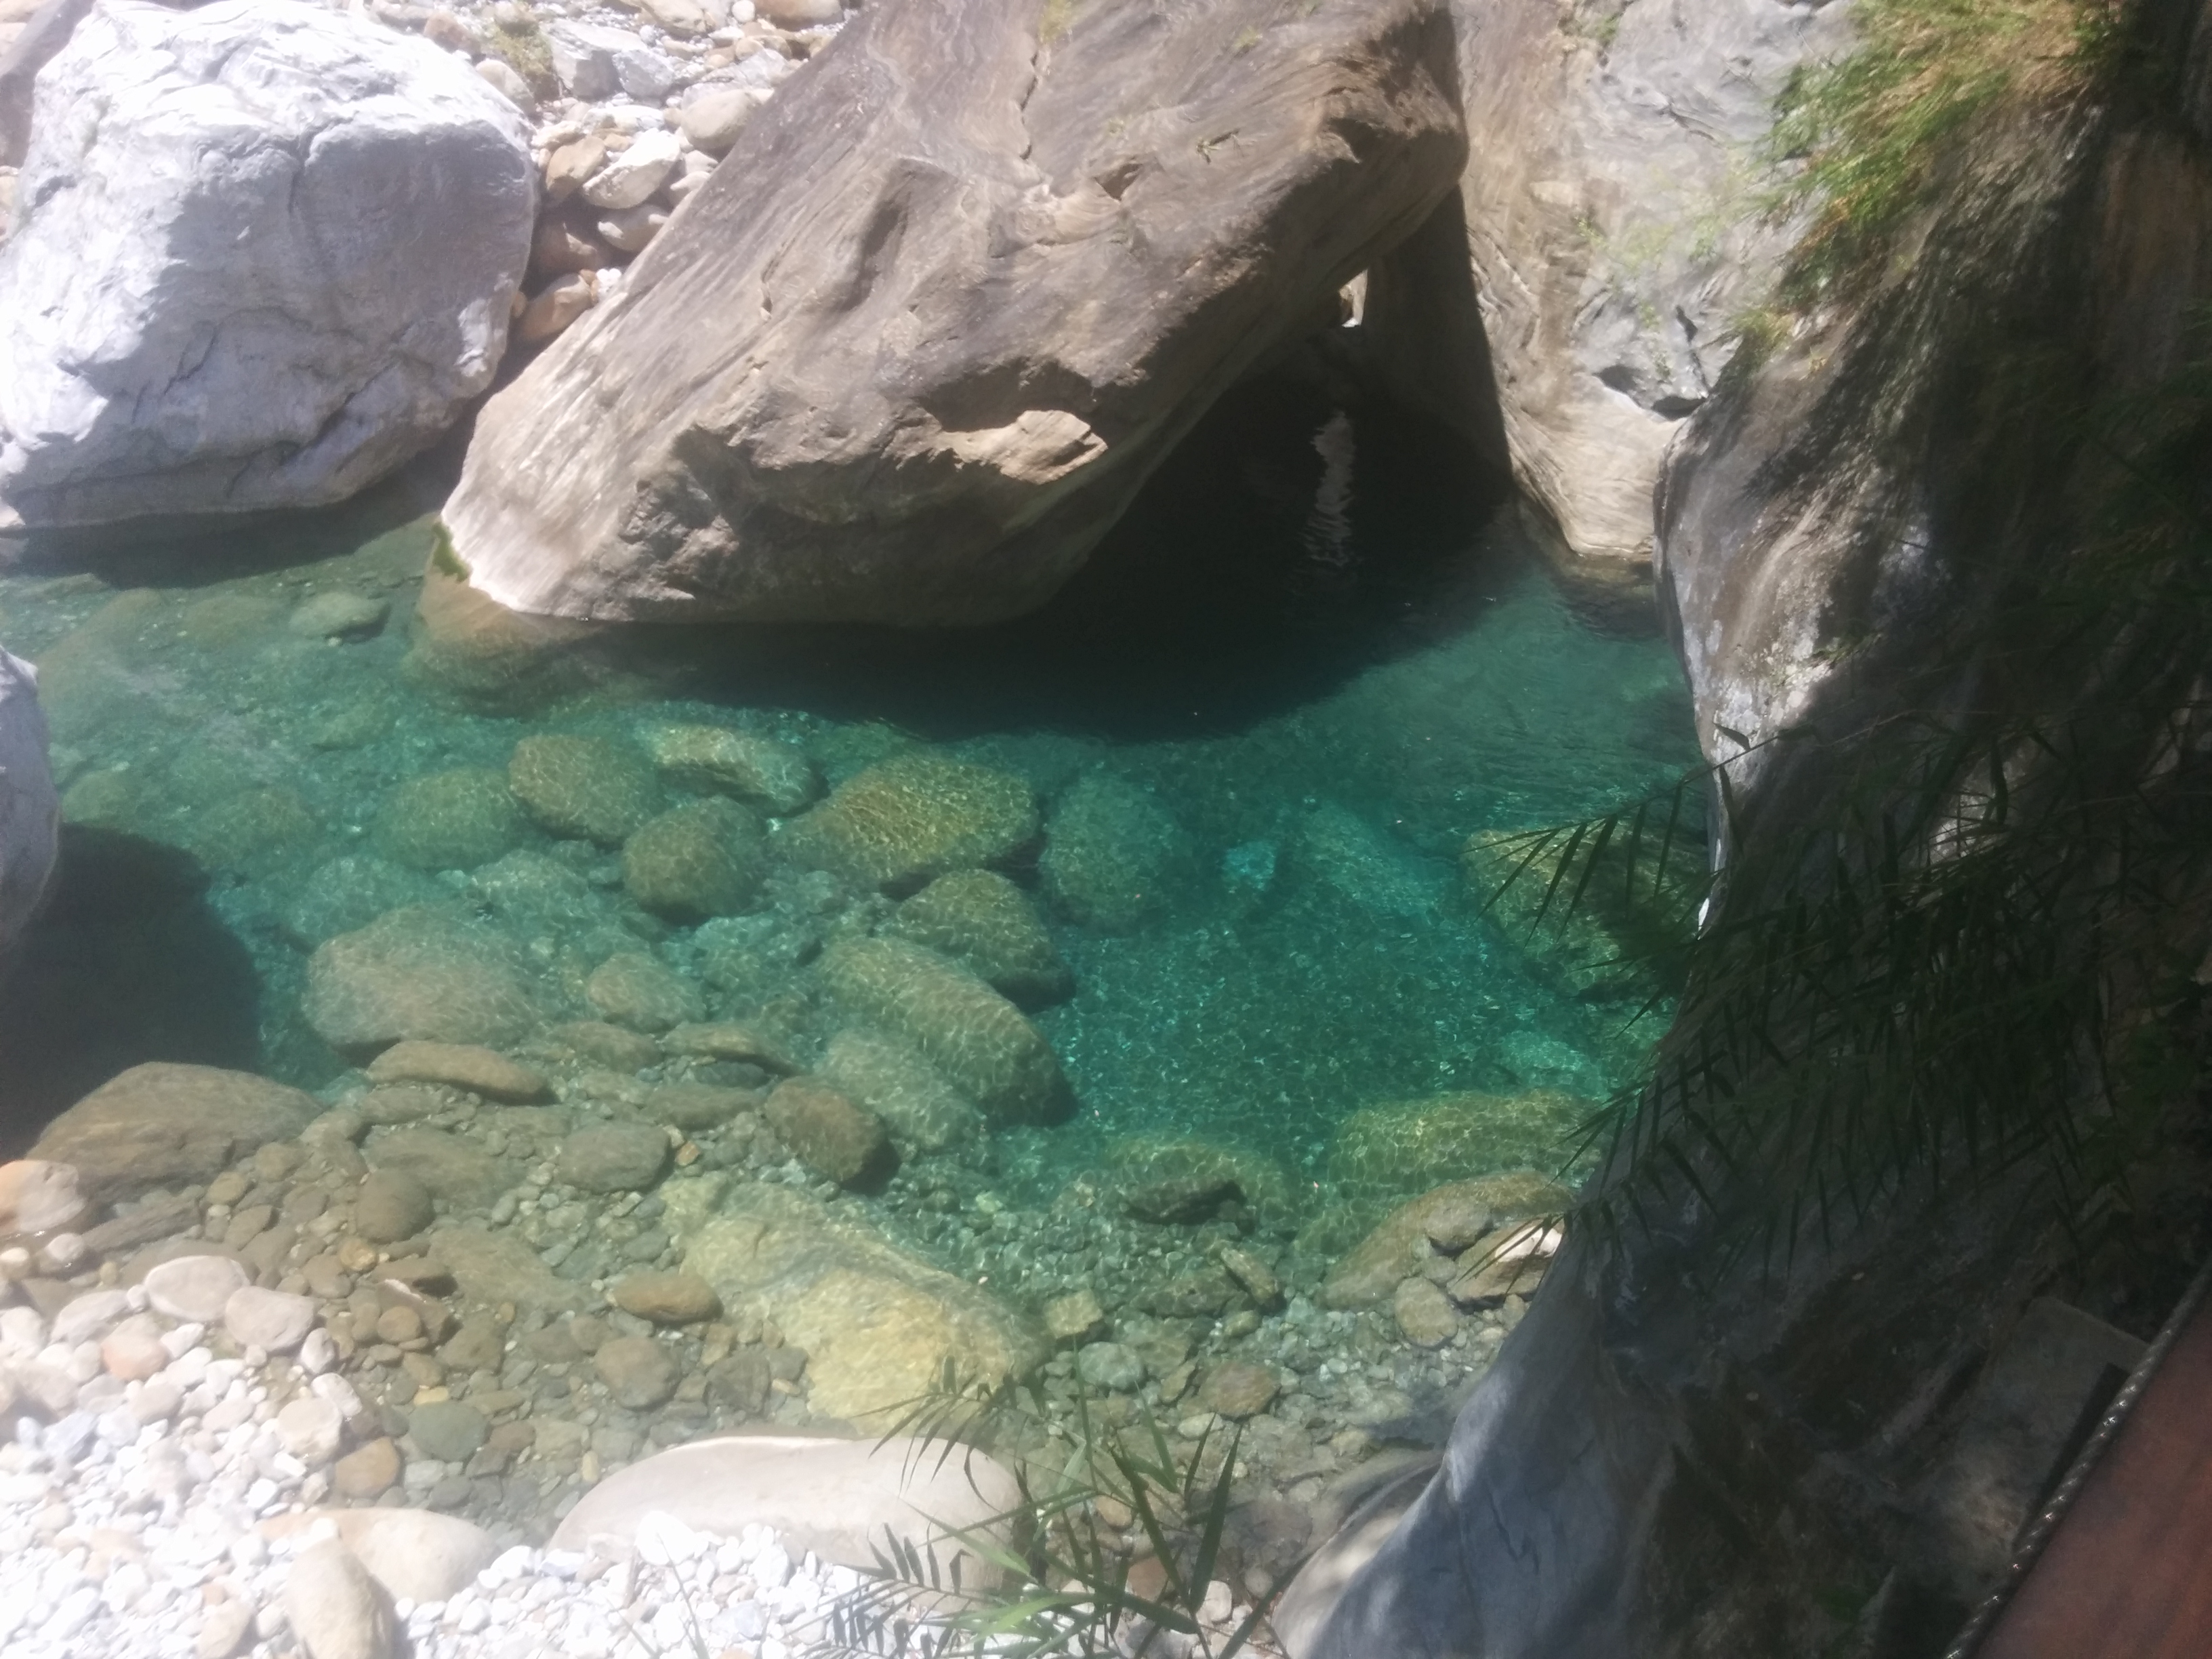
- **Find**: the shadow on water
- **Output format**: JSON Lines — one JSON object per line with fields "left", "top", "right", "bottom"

{"left": 674, "top": 363, "right": 1522, "bottom": 740}
{"left": 0, "top": 825, "right": 262, "bottom": 1157}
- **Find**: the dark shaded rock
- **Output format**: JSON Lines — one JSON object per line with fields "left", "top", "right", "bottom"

{"left": 443, "top": 0, "right": 1465, "bottom": 624}
{"left": 1040, "top": 771, "right": 1198, "bottom": 933}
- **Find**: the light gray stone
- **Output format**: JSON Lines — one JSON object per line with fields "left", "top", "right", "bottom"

{"left": 224, "top": 1286, "right": 316, "bottom": 1353}
{"left": 285, "top": 1538, "right": 396, "bottom": 1659}
{"left": 142, "top": 1254, "right": 251, "bottom": 1324}
{"left": 276, "top": 1395, "right": 345, "bottom": 1465}
{"left": 581, "top": 128, "right": 680, "bottom": 211}
{"left": 0, "top": 0, "right": 535, "bottom": 531}
{"left": 552, "top": 1434, "right": 1020, "bottom": 1589}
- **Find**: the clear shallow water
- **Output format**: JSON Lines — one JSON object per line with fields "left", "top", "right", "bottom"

{"left": 0, "top": 383, "right": 1699, "bottom": 1237}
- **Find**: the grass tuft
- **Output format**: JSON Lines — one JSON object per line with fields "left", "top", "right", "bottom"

{"left": 1766, "top": 0, "right": 2115, "bottom": 299}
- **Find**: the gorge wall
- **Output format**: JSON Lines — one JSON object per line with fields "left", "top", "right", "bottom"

{"left": 1303, "top": 1, "right": 2212, "bottom": 1654}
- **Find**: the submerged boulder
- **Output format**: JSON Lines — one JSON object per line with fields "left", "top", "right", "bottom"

{"left": 30, "top": 1063, "right": 317, "bottom": 1205}
{"left": 441, "top": 0, "right": 1464, "bottom": 623}
{"left": 0, "top": 0, "right": 535, "bottom": 529}
{"left": 684, "top": 1182, "right": 1044, "bottom": 1423}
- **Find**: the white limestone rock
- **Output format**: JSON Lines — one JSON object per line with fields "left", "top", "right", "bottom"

{"left": 0, "top": 0, "right": 535, "bottom": 531}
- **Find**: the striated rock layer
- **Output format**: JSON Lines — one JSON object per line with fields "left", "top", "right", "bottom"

{"left": 443, "top": 0, "right": 1465, "bottom": 624}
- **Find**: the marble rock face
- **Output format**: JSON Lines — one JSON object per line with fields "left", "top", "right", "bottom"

{"left": 0, "top": 0, "right": 535, "bottom": 530}
{"left": 441, "top": 0, "right": 1466, "bottom": 625}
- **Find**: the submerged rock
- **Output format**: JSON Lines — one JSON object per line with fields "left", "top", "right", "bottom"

{"left": 508, "top": 733, "right": 663, "bottom": 846}
{"left": 819, "top": 937, "right": 1071, "bottom": 1125}
{"left": 763, "top": 1076, "right": 895, "bottom": 1189}
{"left": 621, "top": 796, "right": 766, "bottom": 920}
{"left": 683, "top": 1182, "right": 1044, "bottom": 1422}
{"left": 441, "top": 0, "right": 1465, "bottom": 624}
{"left": 1324, "top": 1093, "right": 1591, "bottom": 1212}
{"left": 281, "top": 855, "right": 443, "bottom": 949}
{"left": 0, "top": 0, "right": 534, "bottom": 529}
{"left": 30, "top": 1063, "right": 316, "bottom": 1205}
{"left": 638, "top": 723, "right": 820, "bottom": 815}
{"left": 786, "top": 750, "right": 1036, "bottom": 890}
{"left": 584, "top": 951, "right": 705, "bottom": 1032}
{"left": 1040, "top": 771, "right": 1197, "bottom": 932}
{"left": 890, "top": 869, "right": 1071, "bottom": 1006}
{"left": 369, "top": 768, "right": 526, "bottom": 872}
{"left": 815, "top": 1027, "right": 982, "bottom": 1152}
{"left": 304, "top": 905, "right": 543, "bottom": 1053}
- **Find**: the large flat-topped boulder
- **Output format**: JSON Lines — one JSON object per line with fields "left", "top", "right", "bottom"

{"left": 443, "top": 0, "right": 1463, "bottom": 625}
{"left": 0, "top": 0, "right": 535, "bottom": 529}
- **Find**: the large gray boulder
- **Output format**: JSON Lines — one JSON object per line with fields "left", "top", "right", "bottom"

{"left": 0, "top": 0, "right": 535, "bottom": 530}
{"left": 0, "top": 646, "right": 54, "bottom": 956}
{"left": 1361, "top": 0, "right": 1847, "bottom": 571}
{"left": 443, "top": 0, "right": 1463, "bottom": 625}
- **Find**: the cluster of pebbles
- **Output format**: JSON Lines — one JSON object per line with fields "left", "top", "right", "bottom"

{"left": 342, "top": 0, "right": 846, "bottom": 348}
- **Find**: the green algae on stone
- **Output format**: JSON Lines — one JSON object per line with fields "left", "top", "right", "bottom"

{"left": 816, "top": 1027, "right": 983, "bottom": 1152}
{"left": 819, "top": 938, "right": 1072, "bottom": 1126}
{"left": 890, "top": 869, "right": 1072, "bottom": 1006}
{"left": 1040, "top": 770, "right": 1199, "bottom": 932}
{"left": 785, "top": 750, "right": 1037, "bottom": 890}
{"left": 508, "top": 733, "right": 665, "bottom": 845}
{"left": 304, "top": 905, "right": 544, "bottom": 1054}
{"left": 621, "top": 797, "right": 766, "bottom": 920}
{"left": 371, "top": 768, "right": 526, "bottom": 872}
{"left": 637, "top": 722, "right": 821, "bottom": 815}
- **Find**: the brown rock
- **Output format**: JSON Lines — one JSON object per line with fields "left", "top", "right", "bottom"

{"left": 1196, "top": 1361, "right": 1279, "bottom": 1420}
{"left": 365, "top": 1127, "right": 519, "bottom": 1211}
{"left": 333, "top": 1437, "right": 403, "bottom": 1500}
{"left": 550, "top": 1021, "right": 663, "bottom": 1071}
{"left": 441, "top": 0, "right": 1465, "bottom": 628}
{"left": 645, "top": 1082, "right": 756, "bottom": 1133}
{"left": 593, "top": 1334, "right": 680, "bottom": 1408}
{"left": 30, "top": 1064, "right": 317, "bottom": 1205}
{"left": 611, "top": 1271, "right": 721, "bottom": 1325}
{"left": 354, "top": 1170, "right": 436, "bottom": 1245}
{"left": 763, "top": 1078, "right": 895, "bottom": 1189}
{"left": 1320, "top": 1173, "right": 1572, "bottom": 1311}
{"left": 365, "top": 1042, "right": 549, "bottom": 1101}
{"left": 661, "top": 1022, "right": 799, "bottom": 1072}
{"left": 542, "top": 136, "right": 607, "bottom": 205}
{"left": 1393, "top": 1275, "right": 1460, "bottom": 1347}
